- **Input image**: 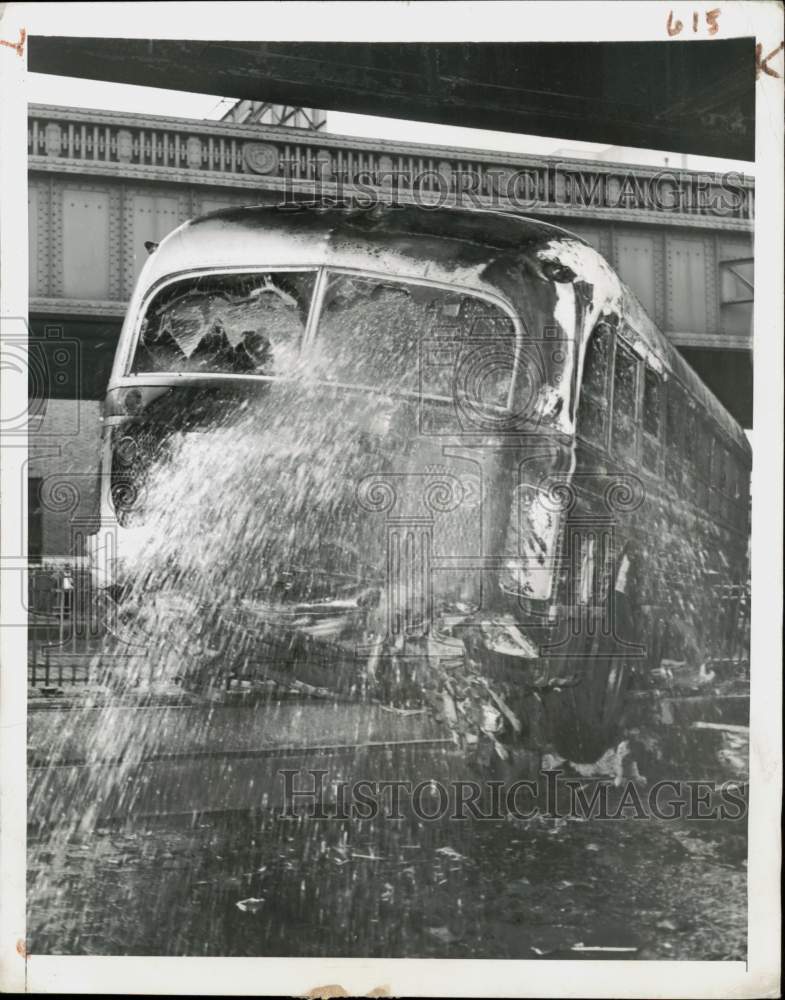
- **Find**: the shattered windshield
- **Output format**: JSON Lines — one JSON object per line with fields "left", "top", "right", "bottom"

{"left": 131, "top": 271, "right": 316, "bottom": 376}
{"left": 313, "top": 272, "right": 517, "bottom": 405}
{"left": 130, "top": 269, "right": 518, "bottom": 407}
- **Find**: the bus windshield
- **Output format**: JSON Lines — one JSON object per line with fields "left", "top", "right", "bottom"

{"left": 312, "top": 272, "right": 516, "bottom": 405}
{"left": 131, "top": 271, "right": 316, "bottom": 377}
{"left": 130, "top": 269, "right": 518, "bottom": 407}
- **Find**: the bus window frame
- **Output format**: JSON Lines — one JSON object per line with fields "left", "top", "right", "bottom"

{"left": 312, "top": 266, "right": 524, "bottom": 412}
{"left": 576, "top": 319, "right": 614, "bottom": 452}
{"left": 121, "top": 265, "right": 528, "bottom": 414}
{"left": 682, "top": 401, "right": 699, "bottom": 501}
{"left": 640, "top": 361, "right": 665, "bottom": 476}
{"left": 711, "top": 437, "right": 747, "bottom": 527}
{"left": 695, "top": 415, "right": 713, "bottom": 507}
{"left": 665, "top": 376, "right": 687, "bottom": 492}
{"left": 122, "top": 265, "right": 322, "bottom": 380}
{"left": 609, "top": 330, "right": 642, "bottom": 466}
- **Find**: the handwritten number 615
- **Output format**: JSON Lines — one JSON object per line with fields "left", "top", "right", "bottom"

{"left": 667, "top": 9, "right": 721, "bottom": 36}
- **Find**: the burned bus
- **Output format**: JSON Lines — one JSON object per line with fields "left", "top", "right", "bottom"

{"left": 89, "top": 204, "right": 750, "bottom": 768}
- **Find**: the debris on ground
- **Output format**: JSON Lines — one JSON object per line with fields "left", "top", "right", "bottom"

{"left": 235, "top": 897, "right": 265, "bottom": 914}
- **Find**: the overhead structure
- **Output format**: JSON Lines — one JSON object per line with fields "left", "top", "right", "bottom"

{"left": 28, "top": 37, "right": 755, "bottom": 161}
{"left": 219, "top": 100, "right": 326, "bottom": 130}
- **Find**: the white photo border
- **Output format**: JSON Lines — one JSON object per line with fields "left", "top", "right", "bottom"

{"left": 1, "top": 2, "right": 781, "bottom": 996}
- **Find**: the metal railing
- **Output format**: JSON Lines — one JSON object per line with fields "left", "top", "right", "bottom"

{"left": 28, "top": 104, "right": 754, "bottom": 229}
{"left": 28, "top": 564, "right": 105, "bottom": 688}
{"left": 707, "top": 583, "right": 750, "bottom": 676}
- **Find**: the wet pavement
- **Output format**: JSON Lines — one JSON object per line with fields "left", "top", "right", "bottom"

{"left": 28, "top": 795, "right": 746, "bottom": 959}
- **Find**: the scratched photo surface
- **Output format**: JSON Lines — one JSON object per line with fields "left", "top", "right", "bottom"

{"left": 24, "top": 31, "right": 754, "bottom": 962}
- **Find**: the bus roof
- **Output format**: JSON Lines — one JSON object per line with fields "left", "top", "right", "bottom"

{"left": 190, "top": 203, "right": 588, "bottom": 251}
{"left": 142, "top": 204, "right": 586, "bottom": 298}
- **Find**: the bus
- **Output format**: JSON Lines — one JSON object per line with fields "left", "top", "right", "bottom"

{"left": 88, "top": 203, "right": 751, "bottom": 769}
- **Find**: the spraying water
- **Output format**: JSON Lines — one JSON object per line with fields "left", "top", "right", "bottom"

{"left": 29, "top": 277, "right": 549, "bottom": 955}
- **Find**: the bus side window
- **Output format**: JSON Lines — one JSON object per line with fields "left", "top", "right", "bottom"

{"left": 683, "top": 405, "right": 697, "bottom": 500}
{"left": 641, "top": 366, "right": 662, "bottom": 473}
{"left": 696, "top": 419, "right": 712, "bottom": 506}
{"left": 666, "top": 381, "right": 684, "bottom": 489}
{"left": 611, "top": 340, "right": 639, "bottom": 464}
{"left": 577, "top": 322, "right": 611, "bottom": 448}
{"left": 710, "top": 440, "right": 728, "bottom": 519}
{"left": 726, "top": 450, "right": 741, "bottom": 521}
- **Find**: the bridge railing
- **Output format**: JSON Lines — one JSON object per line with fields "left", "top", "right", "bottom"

{"left": 28, "top": 104, "right": 753, "bottom": 231}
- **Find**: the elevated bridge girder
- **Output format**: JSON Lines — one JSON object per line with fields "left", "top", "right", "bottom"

{"left": 28, "top": 38, "right": 755, "bottom": 162}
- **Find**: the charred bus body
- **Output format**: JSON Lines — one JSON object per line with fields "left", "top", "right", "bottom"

{"left": 89, "top": 205, "right": 750, "bottom": 765}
